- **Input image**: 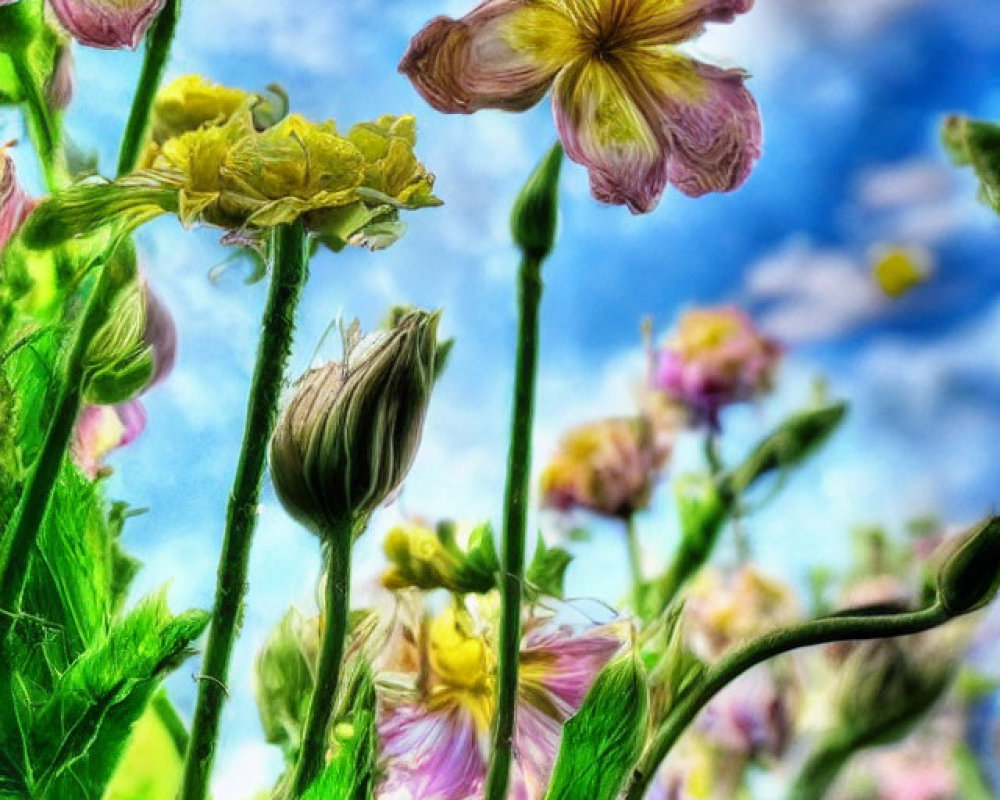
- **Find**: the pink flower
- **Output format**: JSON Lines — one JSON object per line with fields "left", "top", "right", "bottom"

{"left": 376, "top": 601, "right": 625, "bottom": 799}
{"left": 72, "top": 401, "right": 147, "bottom": 479}
{"left": 652, "top": 306, "right": 781, "bottom": 429}
{"left": 1, "top": 144, "right": 35, "bottom": 253}
{"left": 399, "top": 0, "right": 761, "bottom": 214}
{"left": 49, "top": 0, "right": 166, "bottom": 50}
{"left": 539, "top": 415, "right": 674, "bottom": 520}
{"left": 46, "top": 45, "right": 76, "bottom": 111}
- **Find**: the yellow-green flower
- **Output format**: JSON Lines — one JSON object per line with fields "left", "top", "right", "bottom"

{"left": 400, "top": 0, "right": 761, "bottom": 213}
{"left": 23, "top": 105, "right": 441, "bottom": 252}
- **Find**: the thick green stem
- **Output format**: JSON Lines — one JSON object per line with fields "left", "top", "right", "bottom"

{"left": 626, "top": 515, "right": 645, "bottom": 614}
{"left": 622, "top": 603, "right": 950, "bottom": 800}
{"left": 787, "top": 733, "right": 855, "bottom": 800}
{"left": 290, "top": 523, "right": 353, "bottom": 797}
{"left": 484, "top": 254, "right": 543, "bottom": 800}
{"left": 0, "top": 261, "right": 123, "bottom": 645}
{"left": 11, "top": 50, "right": 63, "bottom": 191}
{"left": 179, "top": 222, "right": 309, "bottom": 800}
{"left": 116, "top": 0, "right": 182, "bottom": 176}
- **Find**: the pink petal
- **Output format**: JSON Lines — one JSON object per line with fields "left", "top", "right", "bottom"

{"left": 71, "top": 402, "right": 147, "bottom": 479}
{"left": 49, "top": 0, "right": 167, "bottom": 50}
{"left": 520, "top": 621, "right": 624, "bottom": 710}
{"left": 142, "top": 282, "right": 177, "bottom": 386}
{"left": 398, "top": 0, "right": 560, "bottom": 114}
{"left": 0, "top": 148, "right": 34, "bottom": 252}
{"left": 377, "top": 703, "right": 485, "bottom": 800}
{"left": 510, "top": 703, "right": 564, "bottom": 800}
{"left": 551, "top": 58, "right": 669, "bottom": 213}
{"left": 623, "top": 0, "right": 755, "bottom": 46}
{"left": 659, "top": 60, "right": 762, "bottom": 198}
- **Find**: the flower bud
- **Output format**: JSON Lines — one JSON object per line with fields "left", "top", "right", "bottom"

{"left": 83, "top": 274, "right": 177, "bottom": 405}
{"left": 270, "top": 309, "right": 440, "bottom": 536}
{"left": 935, "top": 516, "right": 1000, "bottom": 616}
{"left": 49, "top": 0, "right": 167, "bottom": 50}
{"left": 381, "top": 520, "right": 499, "bottom": 594}
{"left": 1, "top": 144, "right": 35, "bottom": 253}
{"left": 510, "top": 142, "right": 563, "bottom": 260}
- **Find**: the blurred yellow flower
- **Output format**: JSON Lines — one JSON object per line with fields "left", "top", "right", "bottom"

{"left": 871, "top": 245, "right": 931, "bottom": 299}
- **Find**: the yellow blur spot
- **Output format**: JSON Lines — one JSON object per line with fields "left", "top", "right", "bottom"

{"left": 871, "top": 246, "right": 930, "bottom": 299}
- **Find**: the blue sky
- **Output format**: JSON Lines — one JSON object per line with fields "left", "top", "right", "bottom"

{"left": 6, "top": 0, "right": 1000, "bottom": 795}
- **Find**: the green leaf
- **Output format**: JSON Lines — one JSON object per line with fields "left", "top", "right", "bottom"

{"left": 943, "top": 115, "right": 1000, "bottom": 215}
{"left": 27, "top": 593, "right": 208, "bottom": 799}
{"left": 525, "top": 533, "right": 572, "bottom": 601}
{"left": 543, "top": 652, "right": 649, "bottom": 800}
{"left": 301, "top": 663, "right": 378, "bottom": 800}
{"left": 101, "top": 701, "right": 185, "bottom": 800}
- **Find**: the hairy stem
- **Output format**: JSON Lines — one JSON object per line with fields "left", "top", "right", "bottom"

{"left": 484, "top": 254, "right": 544, "bottom": 800}
{"left": 290, "top": 524, "right": 354, "bottom": 796}
{"left": 179, "top": 222, "right": 309, "bottom": 800}
{"left": 622, "top": 603, "right": 951, "bottom": 800}
{"left": 116, "top": 0, "right": 182, "bottom": 176}
{"left": 0, "top": 260, "right": 124, "bottom": 645}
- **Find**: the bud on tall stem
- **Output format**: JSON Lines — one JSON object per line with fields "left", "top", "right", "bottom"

{"left": 485, "top": 142, "right": 563, "bottom": 800}
{"left": 276, "top": 309, "right": 441, "bottom": 796}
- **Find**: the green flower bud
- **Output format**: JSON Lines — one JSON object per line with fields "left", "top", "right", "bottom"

{"left": 511, "top": 143, "right": 563, "bottom": 261}
{"left": 83, "top": 278, "right": 155, "bottom": 406}
{"left": 936, "top": 516, "right": 1000, "bottom": 616}
{"left": 254, "top": 608, "right": 317, "bottom": 761}
{"left": 270, "top": 309, "right": 440, "bottom": 537}
{"left": 727, "top": 401, "right": 848, "bottom": 494}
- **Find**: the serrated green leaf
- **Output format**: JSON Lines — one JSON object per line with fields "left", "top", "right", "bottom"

{"left": 27, "top": 593, "right": 209, "bottom": 799}
{"left": 543, "top": 652, "right": 649, "bottom": 800}
{"left": 525, "top": 533, "right": 572, "bottom": 601}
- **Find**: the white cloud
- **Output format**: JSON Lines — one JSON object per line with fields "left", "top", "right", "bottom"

{"left": 743, "top": 239, "right": 887, "bottom": 343}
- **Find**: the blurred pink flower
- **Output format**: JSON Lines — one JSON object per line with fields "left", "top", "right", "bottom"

{"left": 1, "top": 145, "right": 35, "bottom": 253}
{"left": 539, "top": 415, "right": 675, "bottom": 520}
{"left": 652, "top": 306, "right": 781, "bottom": 429}
{"left": 377, "top": 602, "right": 624, "bottom": 799}
{"left": 399, "top": 0, "right": 761, "bottom": 213}
{"left": 875, "top": 749, "right": 956, "bottom": 800}
{"left": 49, "top": 0, "right": 166, "bottom": 50}
{"left": 72, "top": 401, "right": 147, "bottom": 479}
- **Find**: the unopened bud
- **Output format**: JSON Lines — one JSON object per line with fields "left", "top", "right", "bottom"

{"left": 936, "top": 516, "right": 1000, "bottom": 616}
{"left": 46, "top": 45, "right": 75, "bottom": 111}
{"left": 83, "top": 269, "right": 177, "bottom": 405}
{"left": 49, "top": 0, "right": 167, "bottom": 50}
{"left": 270, "top": 309, "right": 440, "bottom": 537}
{"left": 511, "top": 143, "right": 563, "bottom": 260}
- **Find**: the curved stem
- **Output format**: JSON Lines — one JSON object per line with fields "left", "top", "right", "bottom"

{"left": 11, "top": 50, "right": 63, "bottom": 191}
{"left": 787, "top": 733, "right": 855, "bottom": 800}
{"left": 0, "top": 260, "right": 123, "bottom": 646}
{"left": 290, "top": 523, "right": 353, "bottom": 796}
{"left": 484, "top": 254, "right": 543, "bottom": 800}
{"left": 179, "top": 222, "right": 309, "bottom": 800}
{"left": 626, "top": 515, "right": 644, "bottom": 613}
{"left": 116, "top": 0, "right": 182, "bottom": 176}
{"left": 622, "top": 603, "right": 950, "bottom": 800}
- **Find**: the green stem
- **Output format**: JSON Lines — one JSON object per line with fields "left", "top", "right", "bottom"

{"left": 179, "top": 222, "right": 309, "bottom": 800}
{"left": 10, "top": 50, "right": 63, "bottom": 191}
{"left": 0, "top": 261, "right": 123, "bottom": 646}
{"left": 151, "top": 689, "right": 190, "bottom": 756}
{"left": 622, "top": 603, "right": 950, "bottom": 800}
{"left": 116, "top": 0, "right": 182, "bottom": 176}
{"left": 626, "top": 515, "right": 644, "bottom": 614}
{"left": 787, "top": 733, "right": 855, "bottom": 800}
{"left": 289, "top": 523, "right": 354, "bottom": 797}
{"left": 484, "top": 254, "right": 543, "bottom": 800}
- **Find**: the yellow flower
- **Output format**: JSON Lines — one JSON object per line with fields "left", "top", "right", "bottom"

{"left": 871, "top": 245, "right": 931, "bottom": 299}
